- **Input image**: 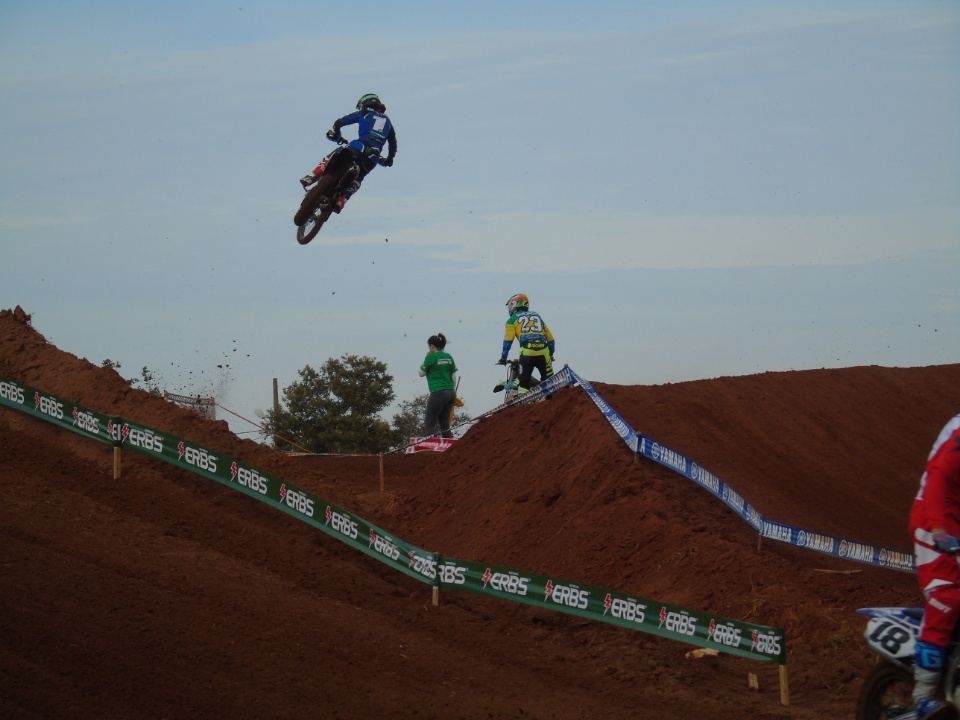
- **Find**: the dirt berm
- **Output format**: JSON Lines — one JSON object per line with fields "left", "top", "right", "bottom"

{"left": 2, "top": 306, "right": 958, "bottom": 719}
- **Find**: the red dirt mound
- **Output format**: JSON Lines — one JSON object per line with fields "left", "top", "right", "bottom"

{"left": 1, "top": 305, "right": 958, "bottom": 719}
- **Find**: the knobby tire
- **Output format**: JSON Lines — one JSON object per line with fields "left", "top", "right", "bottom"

{"left": 294, "top": 174, "right": 338, "bottom": 244}
{"left": 856, "top": 662, "right": 915, "bottom": 720}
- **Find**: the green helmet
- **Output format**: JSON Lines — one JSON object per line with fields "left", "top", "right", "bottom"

{"left": 356, "top": 93, "right": 383, "bottom": 112}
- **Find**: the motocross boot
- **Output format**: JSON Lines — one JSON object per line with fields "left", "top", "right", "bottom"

{"left": 300, "top": 174, "right": 316, "bottom": 189}
{"left": 913, "top": 668, "right": 953, "bottom": 720}
{"left": 915, "top": 697, "right": 954, "bottom": 720}
{"left": 333, "top": 180, "right": 361, "bottom": 214}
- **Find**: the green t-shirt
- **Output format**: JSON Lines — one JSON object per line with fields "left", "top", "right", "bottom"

{"left": 420, "top": 351, "right": 457, "bottom": 393}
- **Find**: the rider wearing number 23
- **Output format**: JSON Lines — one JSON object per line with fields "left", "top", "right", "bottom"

{"left": 909, "top": 411, "right": 960, "bottom": 720}
{"left": 498, "top": 293, "right": 555, "bottom": 393}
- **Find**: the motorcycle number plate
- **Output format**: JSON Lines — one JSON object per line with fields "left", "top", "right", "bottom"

{"left": 864, "top": 615, "right": 918, "bottom": 663}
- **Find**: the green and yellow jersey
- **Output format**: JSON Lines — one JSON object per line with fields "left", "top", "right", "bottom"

{"left": 502, "top": 310, "right": 555, "bottom": 359}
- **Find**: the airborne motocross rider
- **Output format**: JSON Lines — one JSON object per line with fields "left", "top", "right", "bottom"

{"left": 300, "top": 93, "right": 397, "bottom": 212}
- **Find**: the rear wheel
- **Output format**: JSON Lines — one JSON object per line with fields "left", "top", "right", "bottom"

{"left": 856, "top": 662, "right": 914, "bottom": 720}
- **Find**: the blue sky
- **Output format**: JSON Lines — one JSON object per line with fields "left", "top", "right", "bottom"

{"left": 1, "top": 1, "right": 957, "bottom": 438}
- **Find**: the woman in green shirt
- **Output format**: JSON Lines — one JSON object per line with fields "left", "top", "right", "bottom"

{"left": 418, "top": 333, "right": 458, "bottom": 439}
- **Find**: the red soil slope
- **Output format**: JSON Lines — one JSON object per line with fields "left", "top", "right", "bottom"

{"left": 1, "top": 305, "right": 958, "bottom": 719}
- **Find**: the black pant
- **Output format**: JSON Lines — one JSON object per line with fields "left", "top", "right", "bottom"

{"left": 424, "top": 389, "right": 456, "bottom": 439}
{"left": 347, "top": 146, "right": 379, "bottom": 185}
{"left": 518, "top": 354, "right": 553, "bottom": 390}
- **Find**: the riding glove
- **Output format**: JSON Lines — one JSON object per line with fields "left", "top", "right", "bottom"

{"left": 933, "top": 531, "right": 960, "bottom": 554}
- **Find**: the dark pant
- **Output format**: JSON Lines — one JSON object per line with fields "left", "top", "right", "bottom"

{"left": 347, "top": 146, "right": 379, "bottom": 186}
{"left": 425, "top": 389, "right": 456, "bottom": 439}
{"left": 518, "top": 354, "right": 553, "bottom": 390}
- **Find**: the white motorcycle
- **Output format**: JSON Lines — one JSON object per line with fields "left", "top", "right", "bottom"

{"left": 856, "top": 606, "right": 960, "bottom": 719}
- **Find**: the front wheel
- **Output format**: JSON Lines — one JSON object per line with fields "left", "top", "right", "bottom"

{"left": 856, "top": 662, "right": 915, "bottom": 720}
{"left": 296, "top": 207, "right": 333, "bottom": 245}
{"left": 294, "top": 175, "right": 336, "bottom": 245}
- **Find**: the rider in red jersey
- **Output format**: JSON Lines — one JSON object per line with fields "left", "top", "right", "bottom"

{"left": 908, "top": 412, "right": 960, "bottom": 720}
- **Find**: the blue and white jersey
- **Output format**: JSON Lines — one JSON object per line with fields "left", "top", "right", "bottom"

{"left": 334, "top": 110, "right": 397, "bottom": 159}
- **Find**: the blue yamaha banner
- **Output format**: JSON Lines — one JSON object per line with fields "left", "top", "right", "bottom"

{"left": 568, "top": 368, "right": 914, "bottom": 573}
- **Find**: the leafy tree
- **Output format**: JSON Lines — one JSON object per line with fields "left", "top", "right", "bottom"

{"left": 101, "top": 359, "right": 162, "bottom": 395}
{"left": 265, "top": 355, "right": 397, "bottom": 454}
{"left": 392, "top": 395, "right": 428, "bottom": 440}
{"left": 139, "top": 366, "right": 162, "bottom": 395}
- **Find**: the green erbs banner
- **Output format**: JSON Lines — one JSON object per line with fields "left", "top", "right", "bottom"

{"left": 436, "top": 558, "right": 786, "bottom": 664}
{"left": 0, "top": 375, "right": 787, "bottom": 665}
{"left": 0, "top": 377, "right": 115, "bottom": 445}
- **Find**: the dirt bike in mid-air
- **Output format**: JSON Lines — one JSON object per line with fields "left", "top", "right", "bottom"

{"left": 856, "top": 606, "right": 960, "bottom": 719}
{"left": 293, "top": 137, "right": 360, "bottom": 245}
